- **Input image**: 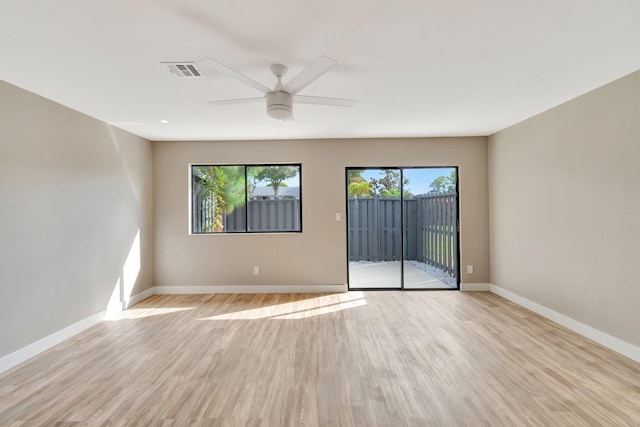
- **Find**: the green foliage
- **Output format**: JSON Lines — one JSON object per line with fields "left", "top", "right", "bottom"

{"left": 348, "top": 180, "right": 371, "bottom": 198}
{"left": 253, "top": 166, "right": 299, "bottom": 198}
{"left": 429, "top": 170, "right": 457, "bottom": 194}
{"left": 195, "top": 165, "right": 245, "bottom": 232}
{"left": 347, "top": 169, "right": 365, "bottom": 183}
{"left": 246, "top": 166, "right": 264, "bottom": 197}
{"left": 370, "top": 170, "right": 412, "bottom": 198}
{"left": 382, "top": 188, "right": 401, "bottom": 198}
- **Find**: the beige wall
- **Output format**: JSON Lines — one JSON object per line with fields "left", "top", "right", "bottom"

{"left": 153, "top": 137, "right": 489, "bottom": 288}
{"left": 489, "top": 70, "right": 640, "bottom": 346}
{"left": 0, "top": 81, "right": 154, "bottom": 358}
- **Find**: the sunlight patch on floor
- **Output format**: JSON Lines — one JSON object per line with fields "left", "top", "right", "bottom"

{"left": 199, "top": 292, "right": 367, "bottom": 320}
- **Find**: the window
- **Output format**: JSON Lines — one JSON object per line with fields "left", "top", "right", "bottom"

{"left": 191, "top": 164, "right": 301, "bottom": 233}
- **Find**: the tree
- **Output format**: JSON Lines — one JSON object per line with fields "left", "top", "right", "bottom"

{"left": 196, "top": 165, "right": 245, "bottom": 231}
{"left": 348, "top": 180, "right": 371, "bottom": 198}
{"left": 370, "top": 169, "right": 411, "bottom": 197}
{"left": 246, "top": 166, "right": 264, "bottom": 198}
{"left": 347, "top": 169, "right": 365, "bottom": 183}
{"left": 429, "top": 170, "right": 457, "bottom": 194}
{"left": 381, "top": 188, "right": 401, "bottom": 198}
{"left": 254, "top": 166, "right": 299, "bottom": 198}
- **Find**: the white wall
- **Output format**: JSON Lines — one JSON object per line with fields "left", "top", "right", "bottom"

{"left": 0, "top": 81, "right": 154, "bottom": 358}
{"left": 489, "top": 70, "right": 640, "bottom": 347}
{"left": 153, "top": 137, "right": 489, "bottom": 288}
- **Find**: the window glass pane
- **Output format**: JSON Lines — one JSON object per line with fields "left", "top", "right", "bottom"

{"left": 402, "top": 167, "right": 458, "bottom": 289}
{"left": 192, "top": 165, "right": 246, "bottom": 233}
{"left": 247, "top": 165, "right": 301, "bottom": 232}
{"left": 348, "top": 168, "right": 402, "bottom": 289}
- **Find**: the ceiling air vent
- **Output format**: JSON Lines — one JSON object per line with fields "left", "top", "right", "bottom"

{"left": 162, "top": 62, "right": 203, "bottom": 78}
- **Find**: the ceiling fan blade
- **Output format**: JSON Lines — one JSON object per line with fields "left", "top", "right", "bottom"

{"left": 201, "top": 57, "right": 271, "bottom": 94}
{"left": 294, "top": 95, "right": 357, "bottom": 107}
{"left": 209, "top": 97, "right": 265, "bottom": 106}
{"left": 283, "top": 56, "right": 337, "bottom": 95}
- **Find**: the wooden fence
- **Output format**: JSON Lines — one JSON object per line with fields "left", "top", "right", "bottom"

{"left": 193, "top": 180, "right": 456, "bottom": 275}
{"left": 348, "top": 194, "right": 457, "bottom": 276}
{"left": 192, "top": 195, "right": 300, "bottom": 233}
{"left": 228, "top": 200, "right": 300, "bottom": 232}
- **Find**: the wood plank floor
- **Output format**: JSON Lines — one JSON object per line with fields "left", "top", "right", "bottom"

{"left": 0, "top": 291, "right": 639, "bottom": 426}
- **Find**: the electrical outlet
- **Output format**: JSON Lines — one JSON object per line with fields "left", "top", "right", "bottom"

{"left": 335, "top": 212, "right": 342, "bottom": 221}
{"left": 253, "top": 266, "right": 260, "bottom": 275}
{"left": 466, "top": 265, "right": 474, "bottom": 274}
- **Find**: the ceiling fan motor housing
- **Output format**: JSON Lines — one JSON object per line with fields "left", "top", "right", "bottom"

{"left": 266, "top": 91, "right": 293, "bottom": 120}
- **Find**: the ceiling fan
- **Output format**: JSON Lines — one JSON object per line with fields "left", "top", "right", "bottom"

{"left": 163, "top": 56, "right": 356, "bottom": 121}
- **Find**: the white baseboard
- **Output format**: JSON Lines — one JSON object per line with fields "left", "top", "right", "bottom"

{"left": 0, "top": 287, "right": 155, "bottom": 375}
{"left": 0, "top": 310, "right": 105, "bottom": 375}
{"left": 489, "top": 284, "right": 640, "bottom": 363}
{"left": 11, "top": 283, "right": 634, "bottom": 375}
{"left": 126, "top": 287, "right": 155, "bottom": 308}
{"left": 0, "top": 283, "right": 346, "bottom": 374}
{"left": 105, "top": 287, "right": 155, "bottom": 317}
{"left": 460, "top": 283, "right": 491, "bottom": 291}
{"left": 154, "top": 284, "right": 348, "bottom": 294}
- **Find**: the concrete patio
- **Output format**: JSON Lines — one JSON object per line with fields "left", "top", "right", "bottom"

{"left": 348, "top": 261, "right": 455, "bottom": 289}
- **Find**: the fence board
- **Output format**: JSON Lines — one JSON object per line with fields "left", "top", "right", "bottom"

{"left": 192, "top": 191, "right": 457, "bottom": 277}
{"left": 404, "top": 199, "right": 417, "bottom": 260}
{"left": 346, "top": 194, "right": 457, "bottom": 278}
{"left": 192, "top": 197, "right": 300, "bottom": 233}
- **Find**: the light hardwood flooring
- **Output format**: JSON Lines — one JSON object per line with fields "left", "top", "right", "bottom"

{"left": 0, "top": 291, "right": 639, "bottom": 426}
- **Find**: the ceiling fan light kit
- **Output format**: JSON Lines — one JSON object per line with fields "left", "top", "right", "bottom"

{"left": 266, "top": 91, "right": 293, "bottom": 120}
{"left": 163, "top": 56, "right": 356, "bottom": 121}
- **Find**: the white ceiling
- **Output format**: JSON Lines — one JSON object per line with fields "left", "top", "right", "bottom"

{"left": 1, "top": 0, "right": 639, "bottom": 141}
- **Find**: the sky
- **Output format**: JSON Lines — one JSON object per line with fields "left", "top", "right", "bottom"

{"left": 277, "top": 166, "right": 455, "bottom": 195}
{"left": 360, "top": 167, "right": 455, "bottom": 195}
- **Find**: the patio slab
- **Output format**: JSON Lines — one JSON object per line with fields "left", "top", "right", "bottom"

{"left": 348, "top": 261, "right": 454, "bottom": 289}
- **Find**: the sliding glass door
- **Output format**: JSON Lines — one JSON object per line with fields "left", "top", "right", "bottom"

{"left": 346, "top": 167, "right": 459, "bottom": 290}
{"left": 402, "top": 168, "right": 458, "bottom": 289}
{"left": 347, "top": 168, "right": 402, "bottom": 289}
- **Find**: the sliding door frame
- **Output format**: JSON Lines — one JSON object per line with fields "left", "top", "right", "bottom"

{"left": 345, "top": 166, "right": 460, "bottom": 291}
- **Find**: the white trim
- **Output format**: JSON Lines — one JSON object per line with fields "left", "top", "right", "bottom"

{"left": 0, "top": 287, "right": 156, "bottom": 375}
{"left": 490, "top": 284, "right": 640, "bottom": 363}
{"left": 125, "top": 287, "right": 155, "bottom": 308}
{"left": 4, "top": 283, "right": 637, "bottom": 375}
{"left": 105, "top": 287, "right": 156, "bottom": 317}
{"left": 154, "top": 284, "right": 348, "bottom": 294}
{"left": 460, "top": 282, "right": 491, "bottom": 291}
{"left": 0, "top": 310, "right": 105, "bottom": 374}
{"left": 0, "top": 284, "right": 347, "bottom": 373}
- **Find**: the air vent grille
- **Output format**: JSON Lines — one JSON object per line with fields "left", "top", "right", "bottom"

{"left": 162, "top": 62, "right": 203, "bottom": 78}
